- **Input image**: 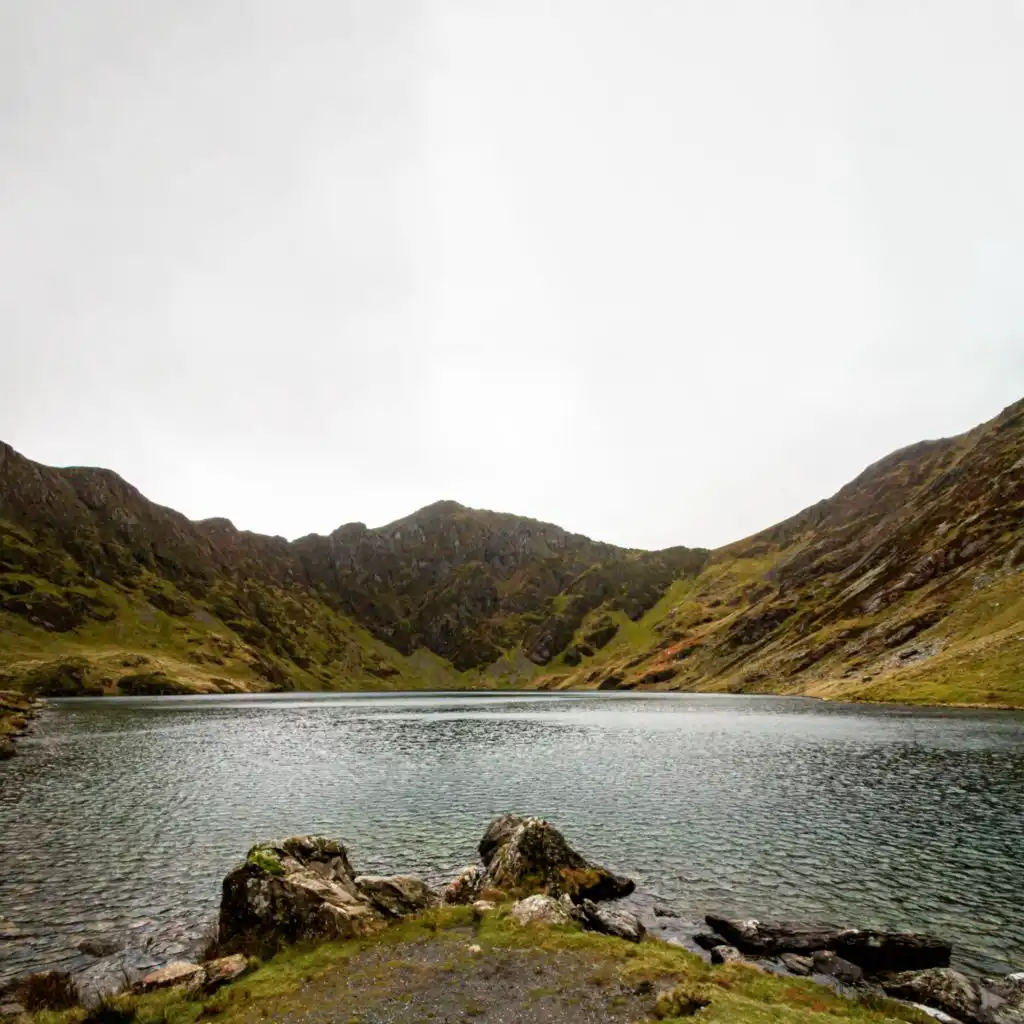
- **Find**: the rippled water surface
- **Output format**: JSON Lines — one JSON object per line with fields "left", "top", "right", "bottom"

{"left": 2, "top": 692, "right": 1023, "bottom": 982}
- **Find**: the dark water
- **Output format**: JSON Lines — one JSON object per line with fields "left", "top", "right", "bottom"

{"left": 1, "top": 692, "right": 1023, "bottom": 983}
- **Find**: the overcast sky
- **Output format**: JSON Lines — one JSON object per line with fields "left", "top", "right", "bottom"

{"left": 2, "top": 1, "right": 1022, "bottom": 550}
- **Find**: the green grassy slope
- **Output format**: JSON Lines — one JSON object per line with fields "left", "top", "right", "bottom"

{"left": 543, "top": 399, "right": 1024, "bottom": 707}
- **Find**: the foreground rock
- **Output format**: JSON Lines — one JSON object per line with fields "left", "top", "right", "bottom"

{"left": 510, "top": 894, "right": 575, "bottom": 926}
{"left": 476, "top": 814, "right": 635, "bottom": 902}
{"left": 579, "top": 900, "right": 645, "bottom": 943}
{"left": 355, "top": 875, "right": 439, "bottom": 918}
{"left": 218, "top": 836, "right": 402, "bottom": 952}
{"left": 704, "top": 915, "right": 951, "bottom": 974}
{"left": 710, "top": 945, "right": 744, "bottom": 965}
{"left": 882, "top": 968, "right": 985, "bottom": 1024}
{"left": 443, "top": 865, "right": 484, "bottom": 904}
{"left": 140, "top": 961, "right": 205, "bottom": 992}
{"left": 201, "top": 954, "right": 251, "bottom": 992}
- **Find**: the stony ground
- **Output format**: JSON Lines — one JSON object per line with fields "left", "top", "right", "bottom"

{"left": 22, "top": 906, "right": 937, "bottom": 1024}
{"left": 265, "top": 926, "right": 655, "bottom": 1024}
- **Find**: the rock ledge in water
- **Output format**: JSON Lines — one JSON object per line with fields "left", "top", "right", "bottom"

{"left": 704, "top": 916, "right": 951, "bottom": 974}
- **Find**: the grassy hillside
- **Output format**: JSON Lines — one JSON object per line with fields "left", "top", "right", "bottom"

{"left": 1, "top": 398, "right": 1020, "bottom": 706}
{"left": 542, "top": 399, "right": 1024, "bottom": 707}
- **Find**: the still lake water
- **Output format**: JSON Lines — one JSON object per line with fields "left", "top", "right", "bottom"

{"left": 1, "top": 692, "right": 1023, "bottom": 983}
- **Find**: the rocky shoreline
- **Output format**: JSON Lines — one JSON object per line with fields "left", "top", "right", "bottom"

{"left": 0, "top": 691, "right": 44, "bottom": 760}
{"left": 1, "top": 816, "right": 1021, "bottom": 1023}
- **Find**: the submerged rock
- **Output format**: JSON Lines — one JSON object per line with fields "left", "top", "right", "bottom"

{"left": 217, "top": 836, "right": 384, "bottom": 953}
{"left": 76, "top": 934, "right": 124, "bottom": 958}
{"left": 704, "top": 916, "right": 950, "bottom": 974}
{"left": 882, "top": 968, "right": 984, "bottom": 1024}
{"left": 479, "top": 815, "right": 634, "bottom": 901}
{"left": 354, "top": 875, "right": 439, "bottom": 918}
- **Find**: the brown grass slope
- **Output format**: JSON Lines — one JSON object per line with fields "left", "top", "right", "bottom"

{"left": 546, "top": 398, "right": 1024, "bottom": 706}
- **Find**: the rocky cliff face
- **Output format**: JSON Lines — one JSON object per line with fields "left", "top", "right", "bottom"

{"left": 547, "top": 398, "right": 1024, "bottom": 706}
{"left": 0, "top": 443, "right": 707, "bottom": 692}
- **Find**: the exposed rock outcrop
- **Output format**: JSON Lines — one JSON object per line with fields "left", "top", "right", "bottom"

{"left": 579, "top": 900, "right": 645, "bottom": 942}
{"left": 354, "top": 875, "right": 439, "bottom": 918}
{"left": 704, "top": 916, "right": 951, "bottom": 974}
{"left": 509, "top": 894, "right": 575, "bottom": 927}
{"left": 882, "top": 968, "right": 984, "bottom": 1024}
{"left": 217, "top": 836, "right": 387, "bottom": 952}
{"left": 442, "top": 865, "right": 484, "bottom": 905}
{"left": 478, "top": 815, "right": 634, "bottom": 901}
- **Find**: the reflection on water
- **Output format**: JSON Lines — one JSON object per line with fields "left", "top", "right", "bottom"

{"left": 1, "top": 691, "right": 1022, "bottom": 981}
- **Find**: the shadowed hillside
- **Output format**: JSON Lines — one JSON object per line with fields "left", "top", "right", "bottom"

{"left": 1, "top": 397, "right": 1021, "bottom": 705}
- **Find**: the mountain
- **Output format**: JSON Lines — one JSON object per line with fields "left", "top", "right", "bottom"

{"left": 0, "top": 443, "right": 706, "bottom": 695}
{"left": 540, "top": 398, "right": 1024, "bottom": 706}
{"left": 0, "top": 397, "right": 1020, "bottom": 705}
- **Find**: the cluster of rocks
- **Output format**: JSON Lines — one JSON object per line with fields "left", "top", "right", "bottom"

{"left": 3, "top": 815, "right": 1022, "bottom": 1024}
{"left": 693, "top": 916, "right": 1023, "bottom": 1024}
{"left": 215, "top": 815, "right": 644, "bottom": 956}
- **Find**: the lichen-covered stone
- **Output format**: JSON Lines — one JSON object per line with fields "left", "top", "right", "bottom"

{"left": 217, "top": 835, "right": 383, "bottom": 953}
{"left": 510, "top": 895, "right": 574, "bottom": 926}
{"left": 479, "top": 816, "right": 634, "bottom": 901}
{"left": 202, "top": 954, "right": 251, "bottom": 991}
{"left": 580, "top": 900, "right": 645, "bottom": 942}
{"left": 882, "top": 968, "right": 984, "bottom": 1023}
{"left": 443, "top": 865, "right": 484, "bottom": 905}
{"left": 140, "top": 961, "right": 205, "bottom": 992}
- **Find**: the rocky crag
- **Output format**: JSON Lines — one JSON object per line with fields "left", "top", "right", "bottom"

{"left": 1, "top": 397, "right": 1021, "bottom": 706}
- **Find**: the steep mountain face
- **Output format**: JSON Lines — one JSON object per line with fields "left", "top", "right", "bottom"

{"left": 545, "top": 398, "right": 1024, "bottom": 706}
{"left": 0, "top": 443, "right": 707, "bottom": 694}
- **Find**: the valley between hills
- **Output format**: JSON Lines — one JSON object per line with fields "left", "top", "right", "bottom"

{"left": 1, "top": 397, "right": 1021, "bottom": 710}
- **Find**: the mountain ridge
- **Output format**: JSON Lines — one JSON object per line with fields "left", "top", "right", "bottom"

{"left": 0, "top": 397, "right": 1021, "bottom": 706}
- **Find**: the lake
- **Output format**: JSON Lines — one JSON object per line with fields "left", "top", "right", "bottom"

{"left": 1, "top": 691, "right": 1022, "bottom": 984}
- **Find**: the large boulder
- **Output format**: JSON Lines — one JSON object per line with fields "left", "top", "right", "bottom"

{"left": 478, "top": 815, "right": 634, "bottom": 901}
{"left": 355, "top": 875, "right": 439, "bottom": 918}
{"left": 704, "top": 916, "right": 950, "bottom": 974}
{"left": 882, "top": 968, "right": 984, "bottom": 1024}
{"left": 217, "top": 836, "right": 384, "bottom": 953}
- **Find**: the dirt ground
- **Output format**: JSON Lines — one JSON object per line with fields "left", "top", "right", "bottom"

{"left": 250, "top": 926, "right": 657, "bottom": 1024}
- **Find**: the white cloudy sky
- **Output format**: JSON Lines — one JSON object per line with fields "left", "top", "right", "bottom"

{"left": 2, "top": 1, "right": 1022, "bottom": 550}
